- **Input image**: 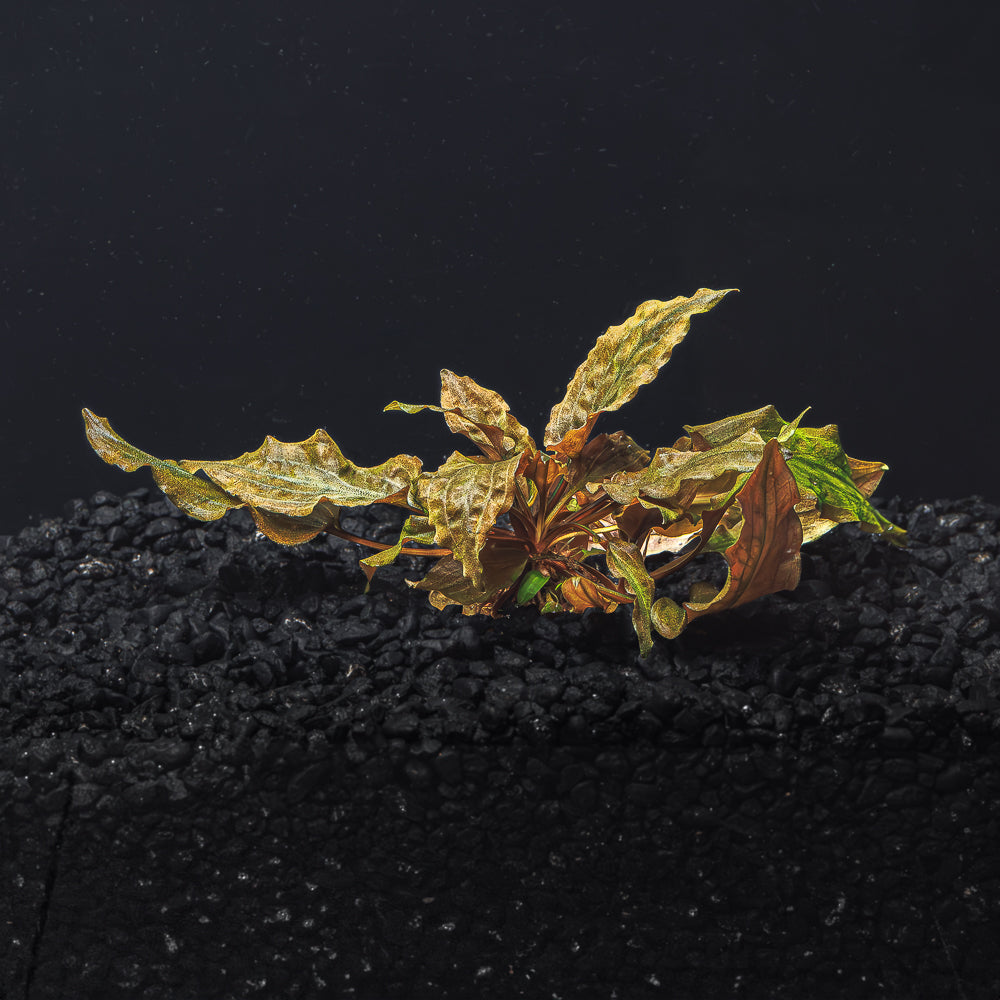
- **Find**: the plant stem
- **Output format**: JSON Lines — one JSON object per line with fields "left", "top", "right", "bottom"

{"left": 323, "top": 525, "right": 451, "bottom": 558}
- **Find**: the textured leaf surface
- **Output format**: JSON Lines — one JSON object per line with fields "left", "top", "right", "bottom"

{"left": 684, "top": 405, "right": 905, "bottom": 546}
{"left": 83, "top": 409, "right": 421, "bottom": 544}
{"left": 605, "top": 539, "right": 656, "bottom": 656}
{"left": 386, "top": 370, "right": 534, "bottom": 458}
{"left": 604, "top": 434, "right": 766, "bottom": 507}
{"left": 178, "top": 430, "right": 422, "bottom": 515}
{"left": 651, "top": 438, "right": 803, "bottom": 639}
{"left": 544, "top": 288, "right": 736, "bottom": 447}
{"left": 421, "top": 452, "right": 523, "bottom": 587}
{"left": 83, "top": 409, "right": 236, "bottom": 521}
{"left": 439, "top": 370, "right": 535, "bottom": 455}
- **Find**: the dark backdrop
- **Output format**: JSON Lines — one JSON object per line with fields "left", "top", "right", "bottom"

{"left": 3, "top": 0, "right": 997, "bottom": 534}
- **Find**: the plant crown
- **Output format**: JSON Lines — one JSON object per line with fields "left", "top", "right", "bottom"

{"left": 83, "top": 288, "right": 906, "bottom": 655}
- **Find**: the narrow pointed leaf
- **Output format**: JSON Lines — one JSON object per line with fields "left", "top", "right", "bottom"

{"left": 421, "top": 451, "right": 523, "bottom": 588}
{"left": 605, "top": 539, "right": 656, "bottom": 657}
{"left": 651, "top": 438, "right": 803, "bottom": 639}
{"left": 544, "top": 288, "right": 737, "bottom": 448}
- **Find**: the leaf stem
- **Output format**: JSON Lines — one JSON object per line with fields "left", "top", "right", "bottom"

{"left": 323, "top": 525, "right": 451, "bottom": 558}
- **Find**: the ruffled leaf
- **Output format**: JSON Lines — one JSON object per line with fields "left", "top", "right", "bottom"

{"left": 604, "top": 433, "right": 766, "bottom": 507}
{"left": 683, "top": 405, "right": 905, "bottom": 546}
{"left": 386, "top": 369, "right": 534, "bottom": 458}
{"left": 651, "top": 438, "right": 803, "bottom": 639}
{"left": 83, "top": 408, "right": 238, "bottom": 521}
{"left": 421, "top": 451, "right": 524, "bottom": 588}
{"left": 544, "top": 288, "right": 737, "bottom": 448}
{"left": 82, "top": 408, "right": 421, "bottom": 545}
{"left": 605, "top": 539, "right": 656, "bottom": 657}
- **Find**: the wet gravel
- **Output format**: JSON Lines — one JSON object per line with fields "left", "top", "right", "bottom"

{"left": 1, "top": 488, "right": 999, "bottom": 999}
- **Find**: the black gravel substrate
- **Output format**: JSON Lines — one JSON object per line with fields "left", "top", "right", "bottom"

{"left": 1, "top": 488, "right": 999, "bottom": 999}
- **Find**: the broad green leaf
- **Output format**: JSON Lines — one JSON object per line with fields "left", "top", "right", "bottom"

{"left": 683, "top": 404, "right": 803, "bottom": 449}
{"left": 782, "top": 425, "right": 905, "bottom": 545}
{"left": 359, "top": 514, "right": 436, "bottom": 586}
{"left": 385, "top": 370, "right": 534, "bottom": 458}
{"left": 544, "top": 288, "right": 737, "bottom": 448}
{"left": 651, "top": 438, "right": 803, "bottom": 639}
{"left": 421, "top": 451, "right": 523, "bottom": 588}
{"left": 605, "top": 539, "right": 656, "bottom": 657}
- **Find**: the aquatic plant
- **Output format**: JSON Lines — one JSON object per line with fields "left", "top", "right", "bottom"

{"left": 83, "top": 287, "right": 905, "bottom": 654}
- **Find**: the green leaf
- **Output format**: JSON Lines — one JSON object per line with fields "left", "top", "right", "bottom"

{"left": 605, "top": 539, "right": 656, "bottom": 657}
{"left": 516, "top": 568, "right": 550, "bottom": 605}
{"left": 544, "top": 288, "right": 737, "bottom": 448}
{"left": 782, "top": 425, "right": 905, "bottom": 544}
{"left": 421, "top": 451, "right": 524, "bottom": 588}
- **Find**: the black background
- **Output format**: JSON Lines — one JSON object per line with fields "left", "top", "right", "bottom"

{"left": 3, "top": 0, "right": 997, "bottom": 534}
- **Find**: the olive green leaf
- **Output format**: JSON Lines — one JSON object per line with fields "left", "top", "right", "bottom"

{"left": 359, "top": 514, "right": 436, "bottom": 586}
{"left": 604, "top": 432, "right": 766, "bottom": 507}
{"left": 605, "top": 539, "right": 657, "bottom": 657}
{"left": 651, "top": 438, "right": 803, "bottom": 639}
{"left": 82, "top": 409, "right": 422, "bottom": 545}
{"left": 177, "top": 431, "right": 422, "bottom": 514}
{"left": 544, "top": 288, "right": 737, "bottom": 448}
{"left": 385, "top": 369, "right": 534, "bottom": 458}
{"left": 781, "top": 425, "right": 906, "bottom": 545}
{"left": 440, "top": 370, "right": 535, "bottom": 455}
{"left": 83, "top": 408, "right": 238, "bottom": 521}
{"left": 421, "top": 451, "right": 524, "bottom": 588}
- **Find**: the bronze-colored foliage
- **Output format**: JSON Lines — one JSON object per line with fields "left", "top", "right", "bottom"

{"left": 83, "top": 287, "right": 907, "bottom": 654}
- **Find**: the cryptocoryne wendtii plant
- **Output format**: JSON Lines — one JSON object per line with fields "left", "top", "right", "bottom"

{"left": 83, "top": 287, "right": 906, "bottom": 655}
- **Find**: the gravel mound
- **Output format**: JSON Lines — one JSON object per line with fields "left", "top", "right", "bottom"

{"left": 1, "top": 489, "right": 999, "bottom": 999}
